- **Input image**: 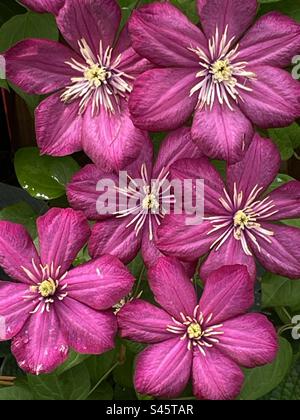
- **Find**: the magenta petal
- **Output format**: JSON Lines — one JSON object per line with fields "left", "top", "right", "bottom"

{"left": 252, "top": 222, "right": 300, "bottom": 279}
{"left": 89, "top": 218, "right": 142, "bottom": 265}
{"left": 227, "top": 133, "right": 280, "bottom": 200}
{"left": 153, "top": 127, "right": 203, "bottom": 178}
{"left": 129, "top": 2, "right": 206, "bottom": 67}
{"left": 118, "top": 299, "right": 174, "bottom": 344}
{"left": 200, "top": 0, "right": 258, "bottom": 41}
{"left": 148, "top": 257, "right": 197, "bottom": 319}
{"left": 82, "top": 102, "right": 146, "bottom": 172}
{"left": 239, "top": 12, "right": 300, "bottom": 68}
{"left": 0, "top": 282, "right": 36, "bottom": 340}
{"left": 37, "top": 208, "right": 90, "bottom": 275}
{"left": 56, "top": 0, "right": 121, "bottom": 55}
{"left": 63, "top": 255, "right": 135, "bottom": 310}
{"left": 0, "top": 222, "right": 40, "bottom": 284}
{"left": 199, "top": 265, "right": 254, "bottom": 324}
{"left": 192, "top": 102, "right": 254, "bottom": 164}
{"left": 12, "top": 309, "right": 68, "bottom": 375}
{"left": 217, "top": 313, "right": 278, "bottom": 368}
{"left": 67, "top": 164, "right": 119, "bottom": 220}
{"left": 192, "top": 347, "right": 244, "bottom": 400}
{"left": 21, "top": 0, "right": 64, "bottom": 14}
{"left": 157, "top": 215, "right": 220, "bottom": 262}
{"left": 200, "top": 235, "right": 257, "bottom": 282}
{"left": 169, "top": 157, "right": 226, "bottom": 215}
{"left": 117, "top": 47, "right": 152, "bottom": 78}
{"left": 267, "top": 181, "right": 300, "bottom": 221}
{"left": 239, "top": 66, "right": 300, "bottom": 129}
{"left": 5, "top": 39, "right": 77, "bottom": 95}
{"left": 56, "top": 297, "right": 116, "bottom": 354}
{"left": 135, "top": 338, "right": 192, "bottom": 398}
{"left": 35, "top": 93, "right": 82, "bottom": 156}
{"left": 129, "top": 68, "right": 198, "bottom": 131}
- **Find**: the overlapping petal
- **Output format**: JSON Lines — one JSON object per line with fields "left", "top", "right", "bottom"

{"left": 37, "top": 208, "right": 90, "bottom": 275}
{"left": 63, "top": 255, "right": 134, "bottom": 310}
{"left": 129, "top": 2, "right": 206, "bottom": 67}
{"left": 118, "top": 299, "right": 174, "bottom": 344}
{"left": 56, "top": 0, "right": 121, "bottom": 55}
{"left": 267, "top": 181, "right": 300, "bottom": 221}
{"left": 82, "top": 101, "right": 146, "bottom": 172}
{"left": 192, "top": 102, "right": 254, "bottom": 164}
{"left": 148, "top": 257, "right": 197, "bottom": 319}
{"left": 21, "top": 0, "right": 64, "bottom": 14}
{"left": 129, "top": 68, "right": 198, "bottom": 131}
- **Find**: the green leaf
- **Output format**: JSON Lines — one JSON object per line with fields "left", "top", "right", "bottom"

{"left": 0, "top": 201, "right": 38, "bottom": 238}
{"left": 268, "top": 124, "right": 300, "bottom": 160}
{"left": 268, "top": 173, "right": 295, "bottom": 193}
{"left": 262, "top": 357, "right": 300, "bottom": 400}
{"left": 14, "top": 147, "right": 80, "bottom": 200}
{"left": 238, "top": 337, "right": 293, "bottom": 400}
{"left": 85, "top": 349, "right": 118, "bottom": 385}
{"left": 262, "top": 272, "right": 300, "bottom": 310}
{"left": 87, "top": 381, "right": 113, "bottom": 400}
{"left": 0, "top": 382, "right": 34, "bottom": 400}
{"left": 0, "top": 0, "right": 25, "bottom": 27}
{"left": 259, "top": 0, "right": 300, "bottom": 22}
{"left": 0, "top": 79, "right": 9, "bottom": 90}
{"left": 0, "top": 11, "right": 58, "bottom": 53}
{"left": 27, "top": 364, "right": 91, "bottom": 400}
{"left": 113, "top": 350, "right": 135, "bottom": 389}
{"left": 55, "top": 351, "right": 90, "bottom": 376}
{"left": 171, "top": 0, "right": 198, "bottom": 23}
{"left": 8, "top": 81, "right": 41, "bottom": 115}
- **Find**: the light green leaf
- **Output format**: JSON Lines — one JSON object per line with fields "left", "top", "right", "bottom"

{"left": 55, "top": 351, "right": 90, "bottom": 376}
{"left": 259, "top": 0, "right": 300, "bottom": 22}
{"left": 238, "top": 337, "right": 293, "bottom": 400}
{"left": 268, "top": 173, "right": 295, "bottom": 192}
{"left": 0, "top": 383, "right": 33, "bottom": 400}
{"left": 261, "top": 272, "right": 300, "bottom": 310}
{"left": 14, "top": 147, "right": 80, "bottom": 200}
{"left": 27, "top": 364, "right": 91, "bottom": 400}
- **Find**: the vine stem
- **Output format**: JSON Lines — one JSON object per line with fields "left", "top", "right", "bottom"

{"left": 86, "top": 361, "right": 120, "bottom": 398}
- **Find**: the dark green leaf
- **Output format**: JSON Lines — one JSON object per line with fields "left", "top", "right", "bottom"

{"left": 238, "top": 337, "right": 293, "bottom": 400}
{"left": 14, "top": 147, "right": 80, "bottom": 200}
{"left": 27, "top": 364, "right": 91, "bottom": 400}
{"left": 268, "top": 124, "right": 300, "bottom": 160}
{"left": 0, "top": 0, "right": 25, "bottom": 27}
{"left": 55, "top": 351, "right": 90, "bottom": 376}
{"left": 87, "top": 381, "right": 113, "bottom": 400}
{"left": 0, "top": 201, "right": 38, "bottom": 238}
{"left": 262, "top": 272, "right": 300, "bottom": 310}
{"left": 0, "top": 382, "right": 33, "bottom": 400}
{"left": 85, "top": 349, "right": 118, "bottom": 385}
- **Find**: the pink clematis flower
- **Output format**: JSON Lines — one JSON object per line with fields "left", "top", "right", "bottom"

{"left": 118, "top": 258, "right": 278, "bottom": 400}
{"left": 157, "top": 134, "right": 300, "bottom": 281}
{"left": 128, "top": 0, "right": 300, "bottom": 163}
{"left": 20, "top": 0, "right": 64, "bottom": 14}
{"left": 0, "top": 208, "right": 135, "bottom": 375}
{"left": 67, "top": 127, "right": 202, "bottom": 274}
{"left": 5, "top": 0, "right": 150, "bottom": 171}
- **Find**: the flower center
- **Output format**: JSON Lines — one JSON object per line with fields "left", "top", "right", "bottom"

{"left": 187, "top": 322, "right": 202, "bottom": 339}
{"left": 189, "top": 25, "right": 256, "bottom": 110}
{"left": 84, "top": 64, "right": 109, "bottom": 87}
{"left": 62, "top": 38, "right": 133, "bottom": 116}
{"left": 142, "top": 193, "right": 160, "bottom": 211}
{"left": 205, "top": 183, "right": 279, "bottom": 256}
{"left": 114, "top": 164, "right": 175, "bottom": 241}
{"left": 38, "top": 279, "right": 57, "bottom": 298}
{"left": 21, "top": 260, "right": 69, "bottom": 314}
{"left": 167, "top": 306, "right": 224, "bottom": 355}
{"left": 211, "top": 59, "right": 233, "bottom": 82}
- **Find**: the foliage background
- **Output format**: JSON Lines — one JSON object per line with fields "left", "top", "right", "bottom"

{"left": 0, "top": 0, "right": 299, "bottom": 400}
